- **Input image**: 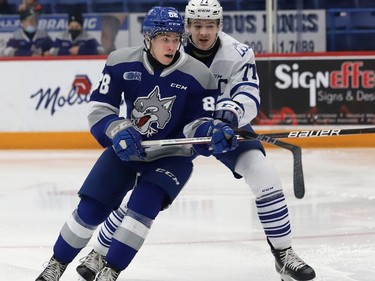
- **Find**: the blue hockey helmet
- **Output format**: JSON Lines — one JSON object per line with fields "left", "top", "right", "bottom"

{"left": 142, "top": 6, "right": 185, "bottom": 40}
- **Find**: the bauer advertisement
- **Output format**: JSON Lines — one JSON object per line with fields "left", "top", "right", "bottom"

{"left": 254, "top": 55, "right": 375, "bottom": 125}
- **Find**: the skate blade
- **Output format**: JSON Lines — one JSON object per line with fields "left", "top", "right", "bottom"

{"left": 280, "top": 273, "right": 315, "bottom": 281}
{"left": 77, "top": 275, "right": 90, "bottom": 281}
{"left": 280, "top": 273, "right": 294, "bottom": 281}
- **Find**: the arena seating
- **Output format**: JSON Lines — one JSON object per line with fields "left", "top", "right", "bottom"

{"left": 4, "top": 0, "right": 375, "bottom": 51}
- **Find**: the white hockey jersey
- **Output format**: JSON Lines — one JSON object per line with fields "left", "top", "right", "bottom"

{"left": 185, "top": 32, "right": 261, "bottom": 128}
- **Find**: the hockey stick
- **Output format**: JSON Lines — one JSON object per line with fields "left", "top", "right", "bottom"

{"left": 232, "top": 126, "right": 375, "bottom": 197}
{"left": 142, "top": 126, "right": 375, "bottom": 197}
{"left": 141, "top": 126, "right": 375, "bottom": 146}
{"left": 252, "top": 137, "right": 305, "bottom": 199}
{"left": 142, "top": 130, "right": 306, "bottom": 199}
{"left": 235, "top": 126, "right": 375, "bottom": 196}
{"left": 251, "top": 127, "right": 375, "bottom": 139}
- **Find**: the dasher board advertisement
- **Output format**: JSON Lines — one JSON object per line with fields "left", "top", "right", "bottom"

{"left": 0, "top": 58, "right": 105, "bottom": 132}
{"left": 255, "top": 55, "right": 375, "bottom": 125}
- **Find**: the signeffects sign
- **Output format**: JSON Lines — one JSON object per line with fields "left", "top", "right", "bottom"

{"left": 255, "top": 55, "right": 375, "bottom": 125}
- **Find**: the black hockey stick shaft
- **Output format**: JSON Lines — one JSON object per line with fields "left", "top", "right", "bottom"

{"left": 233, "top": 130, "right": 305, "bottom": 199}
{"left": 235, "top": 126, "right": 375, "bottom": 198}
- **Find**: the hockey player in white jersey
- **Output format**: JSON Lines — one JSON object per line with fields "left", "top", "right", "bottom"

{"left": 184, "top": 1, "right": 316, "bottom": 280}
{"left": 76, "top": 1, "right": 316, "bottom": 281}
{"left": 35, "top": 6, "right": 238, "bottom": 281}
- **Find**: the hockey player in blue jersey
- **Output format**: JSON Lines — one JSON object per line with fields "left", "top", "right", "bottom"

{"left": 35, "top": 6, "right": 238, "bottom": 281}
{"left": 2, "top": 9, "right": 52, "bottom": 57}
{"left": 74, "top": 1, "right": 316, "bottom": 281}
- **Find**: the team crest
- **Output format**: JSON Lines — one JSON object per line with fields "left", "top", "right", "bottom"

{"left": 233, "top": 42, "right": 249, "bottom": 57}
{"left": 131, "top": 86, "right": 176, "bottom": 137}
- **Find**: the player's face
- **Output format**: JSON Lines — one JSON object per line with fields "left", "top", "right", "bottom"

{"left": 150, "top": 32, "right": 181, "bottom": 65}
{"left": 187, "top": 19, "right": 219, "bottom": 50}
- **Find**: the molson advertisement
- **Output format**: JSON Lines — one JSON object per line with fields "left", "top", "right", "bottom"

{"left": 0, "top": 58, "right": 105, "bottom": 132}
{"left": 255, "top": 54, "right": 375, "bottom": 125}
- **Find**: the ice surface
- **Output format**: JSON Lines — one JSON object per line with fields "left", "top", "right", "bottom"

{"left": 1, "top": 148, "right": 374, "bottom": 280}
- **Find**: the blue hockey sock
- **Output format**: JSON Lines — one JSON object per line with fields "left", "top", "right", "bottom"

{"left": 53, "top": 196, "right": 113, "bottom": 263}
{"left": 105, "top": 183, "right": 166, "bottom": 270}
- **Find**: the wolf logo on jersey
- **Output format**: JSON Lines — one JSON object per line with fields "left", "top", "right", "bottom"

{"left": 131, "top": 86, "right": 176, "bottom": 137}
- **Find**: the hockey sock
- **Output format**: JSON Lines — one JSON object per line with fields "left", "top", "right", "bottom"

{"left": 77, "top": 196, "right": 114, "bottom": 225}
{"left": 95, "top": 205, "right": 127, "bottom": 256}
{"left": 94, "top": 184, "right": 133, "bottom": 256}
{"left": 256, "top": 191, "right": 292, "bottom": 250}
{"left": 235, "top": 150, "right": 292, "bottom": 250}
{"left": 105, "top": 182, "right": 166, "bottom": 270}
{"left": 53, "top": 196, "right": 113, "bottom": 263}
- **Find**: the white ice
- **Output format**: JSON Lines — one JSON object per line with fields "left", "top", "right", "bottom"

{"left": 0, "top": 148, "right": 374, "bottom": 281}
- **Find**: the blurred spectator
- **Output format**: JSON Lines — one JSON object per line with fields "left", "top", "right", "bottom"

{"left": 101, "top": 15, "right": 126, "bottom": 54}
{"left": 0, "top": 0, "right": 15, "bottom": 14}
{"left": 18, "top": 0, "right": 43, "bottom": 14}
{"left": 49, "top": 11, "right": 105, "bottom": 56}
{"left": 1, "top": 9, "right": 53, "bottom": 56}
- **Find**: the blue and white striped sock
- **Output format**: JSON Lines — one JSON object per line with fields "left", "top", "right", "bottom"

{"left": 256, "top": 190, "right": 292, "bottom": 250}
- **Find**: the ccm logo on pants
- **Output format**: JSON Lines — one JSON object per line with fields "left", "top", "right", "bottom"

{"left": 155, "top": 168, "right": 180, "bottom": 185}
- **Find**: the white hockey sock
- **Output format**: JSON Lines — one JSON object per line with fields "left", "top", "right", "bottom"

{"left": 256, "top": 191, "right": 292, "bottom": 250}
{"left": 94, "top": 205, "right": 127, "bottom": 256}
{"left": 235, "top": 150, "right": 292, "bottom": 250}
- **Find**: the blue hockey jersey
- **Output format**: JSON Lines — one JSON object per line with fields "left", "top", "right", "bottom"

{"left": 88, "top": 46, "right": 219, "bottom": 160}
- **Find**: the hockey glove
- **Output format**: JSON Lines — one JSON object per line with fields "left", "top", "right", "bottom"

{"left": 106, "top": 118, "right": 145, "bottom": 161}
{"left": 211, "top": 121, "right": 238, "bottom": 154}
{"left": 193, "top": 120, "right": 238, "bottom": 156}
{"left": 214, "top": 99, "right": 245, "bottom": 128}
{"left": 192, "top": 120, "right": 214, "bottom": 157}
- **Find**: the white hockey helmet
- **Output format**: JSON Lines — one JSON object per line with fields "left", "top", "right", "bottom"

{"left": 185, "top": 0, "right": 223, "bottom": 26}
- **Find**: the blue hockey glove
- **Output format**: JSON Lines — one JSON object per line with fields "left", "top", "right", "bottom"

{"left": 214, "top": 99, "right": 244, "bottom": 128}
{"left": 211, "top": 121, "right": 238, "bottom": 154}
{"left": 106, "top": 118, "right": 145, "bottom": 161}
{"left": 193, "top": 120, "right": 238, "bottom": 156}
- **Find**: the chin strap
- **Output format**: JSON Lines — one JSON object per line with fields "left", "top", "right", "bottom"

{"left": 143, "top": 39, "right": 151, "bottom": 53}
